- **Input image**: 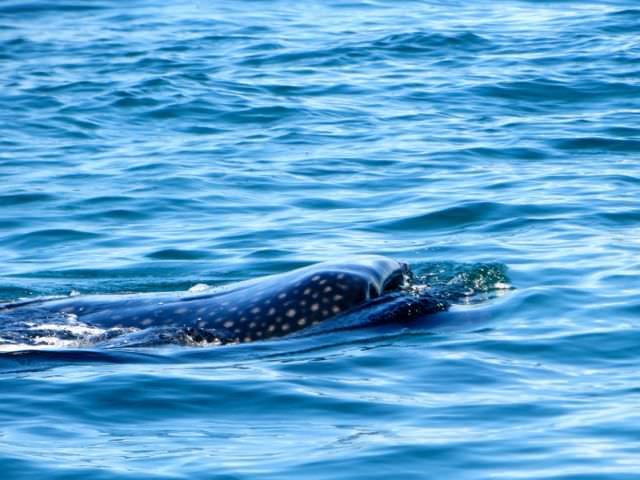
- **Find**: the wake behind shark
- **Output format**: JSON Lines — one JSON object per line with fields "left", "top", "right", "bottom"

{"left": 0, "top": 256, "right": 450, "bottom": 347}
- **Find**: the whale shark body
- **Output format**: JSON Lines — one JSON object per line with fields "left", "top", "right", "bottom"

{"left": 0, "top": 256, "right": 449, "bottom": 347}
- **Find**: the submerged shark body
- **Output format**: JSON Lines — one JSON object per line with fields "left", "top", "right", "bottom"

{"left": 0, "top": 256, "right": 449, "bottom": 346}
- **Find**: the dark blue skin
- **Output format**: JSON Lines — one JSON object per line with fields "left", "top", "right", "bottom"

{"left": 0, "top": 256, "right": 449, "bottom": 345}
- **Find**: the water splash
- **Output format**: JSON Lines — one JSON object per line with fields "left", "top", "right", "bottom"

{"left": 409, "top": 262, "right": 513, "bottom": 304}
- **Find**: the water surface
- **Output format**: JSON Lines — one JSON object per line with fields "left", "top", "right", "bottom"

{"left": 1, "top": 0, "right": 639, "bottom": 478}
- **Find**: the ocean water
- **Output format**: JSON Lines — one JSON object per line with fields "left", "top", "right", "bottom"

{"left": 1, "top": 0, "right": 640, "bottom": 478}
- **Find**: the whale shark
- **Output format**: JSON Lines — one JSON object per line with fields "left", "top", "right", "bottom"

{"left": 0, "top": 256, "right": 450, "bottom": 347}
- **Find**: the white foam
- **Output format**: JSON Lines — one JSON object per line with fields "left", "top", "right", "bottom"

{"left": 32, "top": 336, "right": 84, "bottom": 348}
{"left": 188, "top": 283, "right": 211, "bottom": 292}
{"left": 27, "top": 323, "right": 107, "bottom": 337}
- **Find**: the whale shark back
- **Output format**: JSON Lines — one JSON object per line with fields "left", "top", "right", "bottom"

{"left": 1, "top": 256, "right": 407, "bottom": 344}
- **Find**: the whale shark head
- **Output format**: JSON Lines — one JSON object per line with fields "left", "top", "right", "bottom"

{"left": 292, "top": 255, "right": 407, "bottom": 301}
{"left": 179, "top": 255, "right": 409, "bottom": 343}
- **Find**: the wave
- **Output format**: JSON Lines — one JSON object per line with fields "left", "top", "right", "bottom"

{"left": 371, "top": 202, "right": 567, "bottom": 232}
{"left": 4, "top": 229, "right": 101, "bottom": 248}
{"left": 550, "top": 137, "right": 640, "bottom": 152}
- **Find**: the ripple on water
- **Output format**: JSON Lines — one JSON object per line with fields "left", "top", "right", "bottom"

{"left": 0, "top": 193, "right": 57, "bottom": 206}
{"left": 145, "top": 248, "right": 214, "bottom": 260}
{"left": 5, "top": 229, "right": 101, "bottom": 248}
{"left": 550, "top": 136, "right": 640, "bottom": 152}
{"left": 371, "top": 202, "right": 571, "bottom": 233}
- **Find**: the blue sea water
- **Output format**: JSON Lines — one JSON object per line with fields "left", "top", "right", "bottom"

{"left": 1, "top": 0, "right": 640, "bottom": 478}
